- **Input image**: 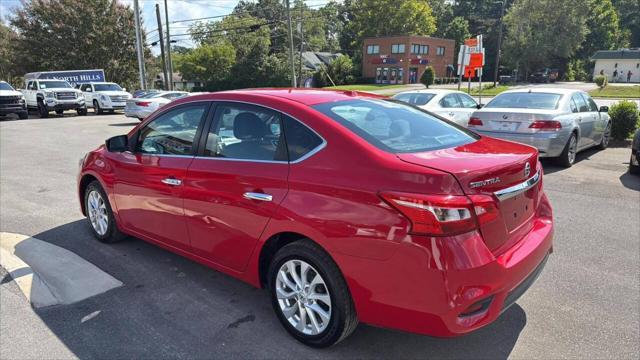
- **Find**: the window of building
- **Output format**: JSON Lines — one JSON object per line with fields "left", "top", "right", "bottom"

{"left": 367, "top": 45, "right": 380, "bottom": 54}
{"left": 411, "top": 44, "right": 428, "bottom": 54}
{"left": 391, "top": 44, "right": 405, "bottom": 54}
{"left": 436, "top": 46, "right": 445, "bottom": 56}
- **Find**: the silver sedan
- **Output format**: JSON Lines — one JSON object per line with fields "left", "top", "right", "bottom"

{"left": 468, "top": 88, "right": 611, "bottom": 167}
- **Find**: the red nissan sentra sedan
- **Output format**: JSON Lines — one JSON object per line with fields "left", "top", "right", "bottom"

{"left": 78, "top": 89, "right": 553, "bottom": 347}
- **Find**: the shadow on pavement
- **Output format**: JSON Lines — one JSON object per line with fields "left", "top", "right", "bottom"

{"left": 26, "top": 220, "right": 526, "bottom": 359}
{"left": 619, "top": 172, "right": 640, "bottom": 191}
{"left": 540, "top": 148, "right": 600, "bottom": 174}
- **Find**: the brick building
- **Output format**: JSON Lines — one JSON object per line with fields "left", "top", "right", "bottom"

{"left": 362, "top": 35, "right": 456, "bottom": 84}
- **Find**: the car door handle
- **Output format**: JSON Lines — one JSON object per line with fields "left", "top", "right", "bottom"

{"left": 449, "top": 112, "right": 455, "bottom": 117}
{"left": 243, "top": 192, "right": 273, "bottom": 202}
{"left": 161, "top": 178, "right": 182, "bottom": 186}
{"left": 577, "top": 116, "right": 582, "bottom": 122}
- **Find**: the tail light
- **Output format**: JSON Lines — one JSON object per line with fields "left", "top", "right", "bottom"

{"left": 468, "top": 117, "right": 483, "bottom": 126}
{"left": 135, "top": 101, "right": 151, "bottom": 107}
{"left": 529, "top": 120, "right": 561, "bottom": 131}
{"left": 381, "top": 192, "right": 500, "bottom": 236}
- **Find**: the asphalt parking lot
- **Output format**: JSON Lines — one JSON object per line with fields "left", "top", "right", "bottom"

{"left": 1, "top": 111, "right": 639, "bottom": 359}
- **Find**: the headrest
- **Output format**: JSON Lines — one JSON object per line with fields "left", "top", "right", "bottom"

{"left": 233, "top": 112, "right": 267, "bottom": 140}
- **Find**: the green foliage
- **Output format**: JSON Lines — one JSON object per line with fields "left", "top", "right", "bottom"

{"left": 594, "top": 75, "right": 607, "bottom": 88}
{"left": 577, "top": 0, "right": 624, "bottom": 59}
{"left": 502, "top": 0, "right": 589, "bottom": 76}
{"left": 609, "top": 101, "right": 640, "bottom": 140}
{"left": 0, "top": 23, "right": 19, "bottom": 84}
{"left": 421, "top": 66, "right": 435, "bottom": 88}
{"left": 612, "top": 0, "right": 640, "bottom": 47}
{"left": 10, "top": 0, "right": 140, "bottom": 90}
{"left": 314, "top": 55, "right": 356, "bottom": 87}
{"left": 177, "top": 42, "right": 236, "bottom": 90}
{"left": 566, "top": 58, "right": 590, "bottom": 82}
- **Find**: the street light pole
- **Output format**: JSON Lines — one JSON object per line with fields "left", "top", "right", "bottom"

{"left": 155, "top": 4, "right": 169, "bottom": 91}
{"left": 285, "top": 0, "right": 297, "bottom": 88}
{"left": 298, "top": 3, "right": 304, "bottom": 87}
{"left": 493, "top": 0, "right": 507, "bottom": 86}
{"left": 164, "top": 0, "right": 173, "bottom": 90}
{"left": 133, "top": 0, "right": 146, "bottom": 89}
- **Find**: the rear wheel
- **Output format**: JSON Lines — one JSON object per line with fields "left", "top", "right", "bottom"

{"left": 598, "top": 122, "right": 611, "bottom": 150}
{"left": 18, "top": 111, "right": 28, "bottom": 119}
{"left": 268, "top": 240, "right": 358, "bottom": 347}
{"left": 557, "top": 133, "right": 578, "bottom": 168}
{"left": 630, "top": 153, "right": 640, "bottom": 175}
{"left": 84, "top": 180, "right": 126, "bottom": 243}
{"left": 55, "top": 109, "right": 64, "bottom": 115}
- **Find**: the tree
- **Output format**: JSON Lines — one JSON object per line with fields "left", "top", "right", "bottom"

{"left": 0, "top": 23, "right": 20, "bottom": 84}
{"left": 578, "top": 0, "right": 624, "bottom": 59}
{"left": 612, "top": 0, "right": 640, "bottom": 47}
{"left": 421, "top": 66, "right": 435, "bottom": 88}
{"left": 501, "top": 0, "right": 589, "bottom": 76}
{"left": 10, "top": 0, "right": 141, "bottom": 90}
{"left": 439, "top": 17, "right": 471, "bottom": 57}
{"left": 314, "top": 55, "right": 356, "bottom": 87}
{"left": 177, "top": 42, "right": 236, "bottom": 90}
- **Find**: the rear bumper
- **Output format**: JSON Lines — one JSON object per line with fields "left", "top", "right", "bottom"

{"left": 476, "top": 130, "right": 570, "bottom": 158}
{"left": 124, "top": 107, "right": 152, "bottom": 119}
{"left": 337, "top": 193, "right": 554, "bottom": 337}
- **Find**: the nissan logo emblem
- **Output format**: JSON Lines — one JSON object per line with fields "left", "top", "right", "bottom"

{"left": 524, "top": 162, "right": 531, "bottom": 178}
{"left": 502, "top": 114, "right": 509, "bottom": 119}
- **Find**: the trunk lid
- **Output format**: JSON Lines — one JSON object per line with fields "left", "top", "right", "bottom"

{"left": 397, "top": 136, "right": 542, "bottom": 254}
{"left": 470, "top": 108, "right": 559, "bottom": 133}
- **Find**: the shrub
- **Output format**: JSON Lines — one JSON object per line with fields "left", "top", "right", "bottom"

{"left": 609, "top": 100, "right": 640, "bottom": 140}
{"left": 594, "top": 75, "right": 607, "bottom": 88}
{"left": 420, "top": 66, "right": 435, "bottom": 88}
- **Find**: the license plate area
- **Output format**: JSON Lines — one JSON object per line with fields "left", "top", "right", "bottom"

{"left": 490, "top": 120, "right": 520, "bottom": 132}
{"left": 499, "top": 189, "right": 536, "bottom": 232}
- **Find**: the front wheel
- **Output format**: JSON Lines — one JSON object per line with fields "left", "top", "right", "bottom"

{"left": 556, "top": 133, "right": 578, "bottom": 168}
{"left": 38, "top": 101, "right": 49, "bottom": 118}
{"left": 598, "top": 122, "right": 611, "bottom": 150}
{"left": 55, "top": 109, "right": 64, "bottom": 115}
{"left": 18, "top": 111, "right": 28, "bottom": 119}
{"left": 94, "top": 100, "right": 103, "bottom": 115}
{"left": 268, "top": 239, "right": 358, "bottom": 347}
{"left": 630, "top": 153, "right": 640, "bottom": 175}
{"left": 77, "top": 107, "right": 87, "bottom": 116}
{"left": 84, "top": 180, "right": 126, "bottom": 243}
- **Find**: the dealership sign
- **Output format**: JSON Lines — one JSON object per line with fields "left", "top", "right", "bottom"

{"left": 24, "top": 69, "right": 105, "bottom": 86}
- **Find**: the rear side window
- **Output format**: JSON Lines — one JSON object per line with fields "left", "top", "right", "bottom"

{"left": 486, "top": 92, "right": 562, "bottom": 109}
{"left": 439, "top": 94, "right": 461, "bottom": 108}
{"left": 283, "top": 116, "right": 323, "bottom": 161}
{"left": 392, "top": 93, "right": 435, "bottom": 106}
{"left": 457, "top": 93, "right": 478, "bottom": 108}
{"left": 571, "top": 93, "right": 589, "bottom": 112}
{"left": 580, "top": 93, "right": 599, "bottom": 112}
{"left": 313, "top": 99, "right": 477, "bottom": 153}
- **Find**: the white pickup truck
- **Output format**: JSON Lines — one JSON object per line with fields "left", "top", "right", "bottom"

{"left": 21, "top": 79, "right": 87, "bottom": 118}
{"left": 79, "top": 82, "right": 132, "bottom": 114}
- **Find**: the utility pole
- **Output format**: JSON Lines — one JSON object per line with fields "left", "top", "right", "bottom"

{"left": 285, "top": 0, "right": 297, "bottom": 87}
{"left": 164, "top": 0, "right": 173, "bottom": 90}
{"left": 155, "top": 4, "right": 169, "bottom": 90}
{"left": 493, "top": 0, "right": 507, "bottom": 86}
{"left": 297, "top": 4, "right": 304, "bottom": 87}
{"left": 133, "top": 0, "right": 146, "bottom": 89}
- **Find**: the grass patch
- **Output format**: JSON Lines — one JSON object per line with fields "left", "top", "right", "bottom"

{"left": 323, "top": 84, "right": 409, "bottom": 91}
{"left": 588, "top": 85, "right": 640, "bottom": 98}
{"left": 461, "top": 84, "right": 511, "bottom": 96}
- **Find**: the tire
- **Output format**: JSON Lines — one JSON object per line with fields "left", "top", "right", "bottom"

{"left": 108, "top": 109, "right": 115, "bottom": 114}
{"left": 556, "top": 133, "right": 578, "bottom": 168}
{"left": 630, "top": 154, "right": 640, "bottom": 175}
{"left": 94, "top": 100, "right": 103, "bottom": 115}
{"left": 598, "top": 122, "right": 611, "bottom": 150}
{"left": 84, "top": 180, "right": 126, "bottom": 243}
{"left": 55, "top": 109, "right": 64, "bottom": 115}
{"left": 18, "top": 111, "right": 28, "bottom": 119}
{"left": 77, "top": 107, "right": 87, "bottom": 116}
{"left": 268, "top": 239, "right": 358, "bottom": 348}
{"left": 37, "top": 100, "right": 49, "bottom": 118}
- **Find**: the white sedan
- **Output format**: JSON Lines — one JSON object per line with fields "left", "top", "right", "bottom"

{"left": 124, "top": 91, "right": 188, "bottom": 120}
{"left": 392, "top": 89, "right": 481, "bottom": 126}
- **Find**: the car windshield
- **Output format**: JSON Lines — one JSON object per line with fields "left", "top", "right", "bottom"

{"left": 485, "top": 92, "right": 562, "bottom": 109}
{"left": 392, "top": 93, "right": 435, "bottom": 106}
{"left": 39, "top": 80, "right": 72, "bottom": 89}
{"left": 0, "top": 82, "right": 14, "bottom": 91}
{"left": 94, "top": 83, "right": 123, "bottom": 91}
{"left": 313, "top": 99, "right": 478, "bottom": 153}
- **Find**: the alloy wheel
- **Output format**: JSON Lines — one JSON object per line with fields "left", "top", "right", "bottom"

{"left": 568, "top": 135, "right": 577, "bottom": 164}
{"left": 602, "top": 123, "right": 611, "bottom": 147}
{"left": 87, "top": 190, "right": 108, "bottom": 236}
{"left": 275, "top": 259, "right": 332, "bottom": 335}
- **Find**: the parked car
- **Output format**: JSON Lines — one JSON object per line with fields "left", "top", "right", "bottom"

{"left": 132, "top": 89, "right": 160, "bottom": 98}
{"left": 468, "top": 89, "right": 611, "bottom": 167}
{"left": 0, "top": 81, "right": 28, "bottom": 119}
{"left": 124, "top": 91, "right": 188, "bottom": 120}
{"left": 630, "top": 128, "right": 640, "bottom": 175}
{"left": 21, "top": 79, "right": 87, "bottom": 117}
{"left": 79, "top": 82, "right": 132, "bottom": 114}
{"left": 392, "top": 89, "right": 481, "bottom": 126}
{"left": 79, "top": 89, "right": 553, "bottom": 347}
{"left": 529, "top": 68, "right": 559, "bottom": 83}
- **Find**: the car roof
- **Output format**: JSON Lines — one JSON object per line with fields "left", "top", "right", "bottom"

{"left": 88, "top": 82, "right": 117, "bottom": 85}
{"left": 213, "top": 88, "right": 385, "bottom": 106}
{"left": 499, "top": 88, "right": 578, "bottom": 95}
{"left": 394, "top": 89, "right": 464, "bottom": 96}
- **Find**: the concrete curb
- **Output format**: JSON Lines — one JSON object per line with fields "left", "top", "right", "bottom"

{"left": 0, "top": 232, "right": 122, "bottom": 308}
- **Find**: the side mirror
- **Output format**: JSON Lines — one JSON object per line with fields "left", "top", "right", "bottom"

{"left": 122, "top": 88, "right": 127, "bottom": 92}
{"left": 599, "top": 106, "right": 609, "bottom": 113}
{"left": 105, "top": 135, "right": 128, "bottom": 152}
{"left": 477, "top": 104, "right": 484, "bottom": 109}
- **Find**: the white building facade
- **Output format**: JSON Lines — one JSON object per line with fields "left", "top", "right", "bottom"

{"left": 592, "top": 49, "right": 640, "bottom": 83}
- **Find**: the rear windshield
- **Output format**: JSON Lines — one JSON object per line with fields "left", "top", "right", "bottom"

{"left": 94, "top": 83, "right": 123, "bottom": 91}
{"left": 39, "top": 81, "right": 72, "bottom": 89}
{"left": 485, "top": 92, "right": 562, "bottom": 109}
{"left": 313, "top": 99, "right": 478, "bottom": 153}
{"left": 0, "top": 82, "right": 14, "bottom": 91}
{"left": 392, "top": 92, "right": 435, "bottom": 106}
